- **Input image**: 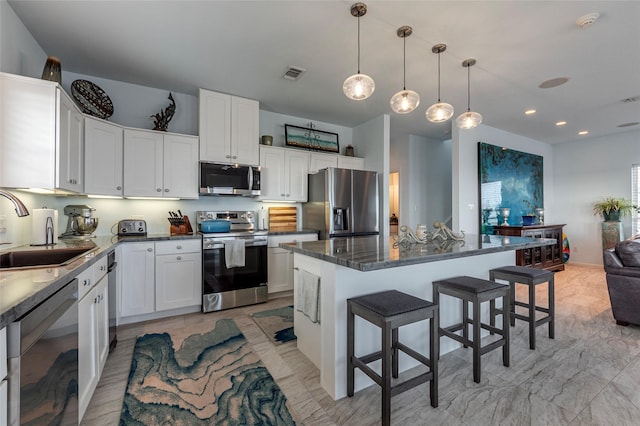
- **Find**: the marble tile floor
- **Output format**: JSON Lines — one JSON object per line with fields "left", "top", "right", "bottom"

{"left": 82, "top": 263, "right": 640, "bottom": 425}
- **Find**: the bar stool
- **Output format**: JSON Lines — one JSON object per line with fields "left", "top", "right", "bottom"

{"left": 347, "top": 290, "right": 438, "bottom": 426}
{"left": 489, "top": 265, "right": 554, "bottom": 350}
{"left": 432, "top": 276, "right": 510, "bottom": 383}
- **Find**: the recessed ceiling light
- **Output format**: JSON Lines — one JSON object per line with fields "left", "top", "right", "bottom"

{"left": 539, "top": 77, "right": 569, "bottom": 89}
{"left": 556, "top": 121, "right": 567, "bottom": 126}
{"left": 618, "top": 122, "right": 640, "bottom": 128}
{"left": 578, "top": 130, "right": 589, "bottom": 135}
{"left": 525, "top": 109, "right": 536, "bottom": 115}
{"left": 576, "top": 12, "right": 600, "bottom": 28}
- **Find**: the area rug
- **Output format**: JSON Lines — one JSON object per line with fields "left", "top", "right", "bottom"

{"left": 251, "top": 305, "right": 296, "bottom": 345}
{"left": 119, "top": 318, "right": 296, "bottom": 425}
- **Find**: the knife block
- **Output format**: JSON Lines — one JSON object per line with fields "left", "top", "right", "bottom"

{"left": 169, "top": 215, "right": 193, "bottom": 235}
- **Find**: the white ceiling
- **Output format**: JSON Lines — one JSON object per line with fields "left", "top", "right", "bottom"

{"left": 8, "top": 0, "right": 640, "bottom": 144}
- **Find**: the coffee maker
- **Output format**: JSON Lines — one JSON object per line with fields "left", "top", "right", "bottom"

{"left": 60, "top": 205, "right": 99, "bottom": 239}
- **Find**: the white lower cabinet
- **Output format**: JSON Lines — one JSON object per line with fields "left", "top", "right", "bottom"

{"left": 120, "top": 242, "right": 156, "bottom": 317}
{"left": 155, "top": 241, "right": 202, "bottom": 311}
{"left": 267, "top": 233, "right": 318, "bottom": 293}
{"left": 78, "top": 272, "right": 109, "bottom": 422}
{"left": 1, "top": 327, "right": 6, "bottom": 426}
{"left": 120, "top": 240, "right": 202, "bottom": 321}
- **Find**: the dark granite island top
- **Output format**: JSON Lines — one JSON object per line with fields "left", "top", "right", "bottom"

{"left": 280, "top": 234, "right": 556, "bottom": 272}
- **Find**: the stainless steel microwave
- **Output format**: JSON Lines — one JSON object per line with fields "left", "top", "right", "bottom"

{"left": 199, "top": 162, "right": 261, "bottom": 196}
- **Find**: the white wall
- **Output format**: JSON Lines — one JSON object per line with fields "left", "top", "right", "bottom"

{"left": 62, "top": 72, "right": 198, "bottom": 136}
{"left": 554, "top": 129, "right": 640, "bottom": 265}
{"left": 354, "top": 115, "right": 390, "bottom": 236}
{"left": 259, "top": 110, "right": 353, "bottom": 153}
{"left": 389, "top": 134, "right": 452, "bottom": 231}
{"left": 452, "top": 124, "right": 554, "bottom": 235}
{"left": 0, "top": 0, "right": 46, "bottom": 77}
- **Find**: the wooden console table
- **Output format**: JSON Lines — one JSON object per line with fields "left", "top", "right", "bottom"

{"left": 492, "top": 224, "right": 566, "bottom": 271}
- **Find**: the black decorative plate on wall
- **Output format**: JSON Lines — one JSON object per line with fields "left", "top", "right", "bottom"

{"left": 70, "top": 79, "right": 114, "bottom": 119}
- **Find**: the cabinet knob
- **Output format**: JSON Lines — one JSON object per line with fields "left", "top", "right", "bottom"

{"left": 117, "top": 186, "right": 122, "bottom": 190}
{"left": 157, "top": 188, "right": 162, "bottom": 192}
{"left": 147, "top": 248, "right": 153, "bottom": 252}
{"left": 164, "top": 188, "right": 170, "bottom": 192}
{"left": 176, "top": 245, "right": 182, "bottom": 250}
{"left": 176, "top": 256, "right": 182, "bottom": 261}
{"left": 226, "top": 155, "right": 231, "bottom": 159}
{"left": 281, "top": 193, "right": 285, "bottom": 197}
{"left": 84, "top": 278, "right": 90, "bottom": 286}
{"left": 232, "top": 156, "right": 237, "bottom": 159}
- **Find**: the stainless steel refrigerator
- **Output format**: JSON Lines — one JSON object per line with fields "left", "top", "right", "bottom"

{"left": 303, "top": 167, "right": 379, "bottom": 239}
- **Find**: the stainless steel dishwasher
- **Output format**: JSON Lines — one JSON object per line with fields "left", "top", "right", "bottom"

{"left": 8, "top": 278, "right": 79, "bottom": 425}
{"left": 107, "top": 249, "right": 117, "bottom": 352}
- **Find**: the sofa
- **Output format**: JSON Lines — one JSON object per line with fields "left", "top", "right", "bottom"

{"left": 603, "top": 239, "right": 640, "bottom": 326}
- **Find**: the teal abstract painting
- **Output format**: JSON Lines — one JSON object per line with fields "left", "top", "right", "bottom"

{"left": 478, "top": 142, "right": 543, "bottom": 231}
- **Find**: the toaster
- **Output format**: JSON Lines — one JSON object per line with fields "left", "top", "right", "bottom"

{"left": 118, "top": 219, "right": 147, "bottom": 236}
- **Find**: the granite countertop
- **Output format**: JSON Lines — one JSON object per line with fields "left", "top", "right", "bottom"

{"left": 267, "top": 229, "right": 319, "bottom": 236}
{"left": 0, "top": 233, "right": 201, "bottom": 328}
{"left": 280, "top": 234, "right": 557, "bottom": 272}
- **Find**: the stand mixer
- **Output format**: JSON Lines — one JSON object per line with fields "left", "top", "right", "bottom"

{"left": 60, "top": 205, "right": 99, "bottom": 239}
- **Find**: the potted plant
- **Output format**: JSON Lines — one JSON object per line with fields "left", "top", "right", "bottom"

{"left": 593, "top": 197, "right": 638, "bottom": 222}
{"left": 522, "top": 199, "right": 537, "bottom": 226}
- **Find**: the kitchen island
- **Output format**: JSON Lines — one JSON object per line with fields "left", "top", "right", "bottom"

{"left": 281, "top": 234, "right": 556, "bottom": 400}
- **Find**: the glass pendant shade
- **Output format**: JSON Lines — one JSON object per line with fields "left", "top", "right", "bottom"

{"left": 456, "top": 58, "right": 481, "bottom": 129}
{"left": 456, "top": 110, "right": 483, "bottom": 129}
{"left": 390, "top": 89, "right": 420, "bottom": 114}
{"left": 343, "top": 73, "right": 375, "bottom": 100}
{"left": 426, "top": 102, "right": 454, "bottom": 122}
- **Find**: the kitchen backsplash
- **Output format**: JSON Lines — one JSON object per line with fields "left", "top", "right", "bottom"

{"left": 0, "top": 191, "right": 301, "bottom": 248}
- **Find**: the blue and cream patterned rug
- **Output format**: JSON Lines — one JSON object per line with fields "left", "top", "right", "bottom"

{"left": 120, "top": 318, "right": 296, "bottom": 425}
{"left": 251, "top": 305, "right": 296, "bottom": 345}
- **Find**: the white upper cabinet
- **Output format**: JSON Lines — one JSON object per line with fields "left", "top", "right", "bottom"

{"left": 337, "top": 155, "right": 365, "bottom": 170}
{"left": 259, "top": 146, "right": 309, "bottom": 202}
{"left": 123, "top": 129, "right": 198, "bottom": 199}
{"left": 84, "top": 117, "right": 123, "bottom": 196}
{"left": 309, "top": 152, "right": 338, "bottom": 173}
{"left": 0, "top": 72, "right": 83, "bottom": 193}
{"left": 199, "top": 88, "right": 259, "bottom": 166}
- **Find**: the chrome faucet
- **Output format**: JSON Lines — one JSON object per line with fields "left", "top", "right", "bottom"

{"left": 0, "top": 190, "right": 30, "bottom": 217}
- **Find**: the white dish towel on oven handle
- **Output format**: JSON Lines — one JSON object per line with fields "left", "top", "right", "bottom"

{"left": 225, "top": 239, "right": 245, "bottom": 268}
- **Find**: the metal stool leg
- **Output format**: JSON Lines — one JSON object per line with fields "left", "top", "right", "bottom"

{"left": 392, "top": 327, "right": 399, "bottom": 378}
{"left": 347, "top": 303, "right": 355, "bottom": 397}
{"left": 382, "top": 323, "right": 392, "bottom": 426}
{"left": 463, "top": 300, "right": 469, "bottom": 348}
{"left": 529, "top": 281, "right": 536, "bottom": 349}
{"left": 430, "top": 311, "right": 439, "bottom": 408}
{"left": 472, "top": 299, "right": 482, "bottom": 383}
{"left": 509, "top": 282, "right": 516, "bottom": 326}
{"left": 549, "top": 276, "right": 555, "bottom": 339}
{"left": 502, "top": 292, "right": 510, "bottom": 367}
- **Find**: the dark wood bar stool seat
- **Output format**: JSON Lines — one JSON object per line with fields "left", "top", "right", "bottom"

{"left": 432, "top": 276, "right": 510, "bottom": 383}
{"left": 489, "top": 265, "right": 555, "bottom": 350}
{"left": 347, "top": 290, "right": 438, "bottom": 426}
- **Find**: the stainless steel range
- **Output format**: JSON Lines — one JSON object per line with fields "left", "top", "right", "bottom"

{"left": 197, "top": 210, "right": 268, "bottom": 312}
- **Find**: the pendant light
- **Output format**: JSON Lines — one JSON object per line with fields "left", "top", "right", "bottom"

{"left": 456, "top": 58, "right": 482, "bottom": 129}
{"left": 425, "top": 44, "right": 454, "bottom": 123}
{"left": 343, "top": 3, "right": 375, "bottom": 101}
{"left": 390, "top": 26, "right": 420, "bottom": 114}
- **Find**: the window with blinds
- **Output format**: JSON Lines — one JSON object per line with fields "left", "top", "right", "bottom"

{"left": 632, "top": 164, "right": 640, "bottom": 236}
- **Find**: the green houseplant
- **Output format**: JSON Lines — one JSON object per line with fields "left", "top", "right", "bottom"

{"left": 593, "top": 197, "right": 638, "bottom": 222}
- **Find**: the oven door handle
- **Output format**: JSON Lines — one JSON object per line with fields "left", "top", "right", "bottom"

{"left": 206, "top": 240, "right": 267, "bottom": 249}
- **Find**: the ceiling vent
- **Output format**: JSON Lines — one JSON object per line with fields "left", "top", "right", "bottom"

{"left": 283, "top": 66, "right": 306, "bottom": 81}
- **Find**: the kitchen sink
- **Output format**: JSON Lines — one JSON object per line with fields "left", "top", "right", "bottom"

{"left": 0, "top": 246, "right": 97, "bottom": 270}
